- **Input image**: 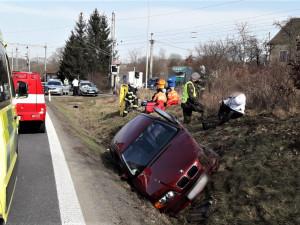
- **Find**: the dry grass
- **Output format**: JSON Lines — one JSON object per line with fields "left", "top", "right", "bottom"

{"left": 49, "top": 95, "right": 300, "bottom": 225}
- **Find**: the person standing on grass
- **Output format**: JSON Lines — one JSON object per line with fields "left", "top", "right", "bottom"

{"left": 202, "top": 84, "right": 246, "bottom": 130}
{"left": 72, "top": 78, "right": 79, "bottom": 96}
{"left": 181, "top": 72, "right": 206, "bottom": 124}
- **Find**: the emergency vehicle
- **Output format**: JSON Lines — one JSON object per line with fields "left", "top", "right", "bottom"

{"left": 0, "top": 29, "right": 20, "bottom": 222}
{"left": 12, "top": 72, "right": 46, "bottom": 133}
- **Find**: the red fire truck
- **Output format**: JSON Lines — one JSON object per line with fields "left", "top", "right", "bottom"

{"left": 12, "top": 72, "right": 46, "bottom": 133}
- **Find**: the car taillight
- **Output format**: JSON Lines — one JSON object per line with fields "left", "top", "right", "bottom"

{"left": 39, "top": 108, "right": 45, "bottom": 114}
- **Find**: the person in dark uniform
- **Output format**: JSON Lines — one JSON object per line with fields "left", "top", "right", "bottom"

{"left": 123, "top": 83, "right": 138, "bottom": 117}
{"left": 181, "top": 72, "right": 206, "bottom": 124}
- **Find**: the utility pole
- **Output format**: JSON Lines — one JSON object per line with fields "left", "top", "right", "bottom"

{"left": 16, "top": 47, "right": 18, "bottom": 71}
{"left": 145, "top": 0, "right": 150, "bottom": 89}
{"left": 26, "top": 46, "right": 30, "bottom": 72}
{"left": 149, "top": 33, "right": 154, "bottom": 79}
{"left": 110, "top": 11, "right": 116, "bottom": 91}
{"left": 44, "top": 43, "right": 47, "bottom": 81}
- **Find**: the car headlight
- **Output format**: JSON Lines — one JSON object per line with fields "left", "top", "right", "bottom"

{"left": 82, "top": 89, "right": 87, "bottom": 93}
{"left": 155, "top": 191, "right": 178, "bottom": 209}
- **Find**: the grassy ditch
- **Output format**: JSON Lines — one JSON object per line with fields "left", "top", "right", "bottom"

{"left": 48, "top": 96, "right": 300, "bottom": 225}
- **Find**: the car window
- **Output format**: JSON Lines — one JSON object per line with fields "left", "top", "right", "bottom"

{"left": 80, "top": 83, "right": 93, "bottom": 87}
{"left": 122, "top": 120, "right": 178, "bottom": 176}
{"left": 0, "top": 44, "right": 11, "bottom": 109}
{"left": 47, "top": 81, "right": 61, "bottom": 86}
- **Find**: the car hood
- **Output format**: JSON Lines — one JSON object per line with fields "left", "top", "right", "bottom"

{"left": 138, "top": 130, "right": 203, "bottom": 198}
{"left": 80, "top": 86, "right": 98, "bottom": 91}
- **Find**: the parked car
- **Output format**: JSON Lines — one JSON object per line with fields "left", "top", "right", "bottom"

{"left": 62, "top": 85, "right": 71, "bottom": 95}
{"left": 147, "top": 77, "right": 159, "bottom": 89}
{"left": 109, "top": 108, "right": 218, "bottom": 216}
{"left": 12, "top": 72, "right": 46, "bottom": 133}
{"left": 79, "top": 81, "right": 99, "bottom": 96}
{"left": 42, "top": 82, "right": 49, "bottom": 95}
{"left": 47, "top": 79, "right": 63, "bottom": 95}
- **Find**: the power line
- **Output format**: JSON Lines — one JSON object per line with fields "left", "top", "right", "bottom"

{"left": 118, "top": 8, "right": 300, "bottom": 39}
{"left": 116, "top": 0, "right": 242, "bottom": 21}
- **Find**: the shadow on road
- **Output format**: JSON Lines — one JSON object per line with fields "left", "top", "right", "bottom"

{"left": 19, "top": 122, "right": 45, "bottom": 134}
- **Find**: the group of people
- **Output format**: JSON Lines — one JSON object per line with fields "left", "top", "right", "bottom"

{"left": 181, "top": 72, "right": 246, "bottom": 130}
{"left": 147, "top": 78, "right": 180, "bottom": 113}
{"left": 64, "top": 78, "right": 80, "bottom": 96}
{"left": 123, "top": 71, "right": 246, "bottom": 130}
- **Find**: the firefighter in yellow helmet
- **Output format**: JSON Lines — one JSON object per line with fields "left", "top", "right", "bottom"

{"left": 152, "top": 79, "right": 166, "bottom": 101}
{"left": 181, "top": 72, "right": 206, "bottom": 124}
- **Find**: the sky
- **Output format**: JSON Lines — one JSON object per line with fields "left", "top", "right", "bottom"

{"left": 0, "top": 0, "right": 300, "bottom": 63}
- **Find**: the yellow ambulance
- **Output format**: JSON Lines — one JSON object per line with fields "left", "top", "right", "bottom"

{"left": 0, "top": 29, "right": 19, "bottom": 222}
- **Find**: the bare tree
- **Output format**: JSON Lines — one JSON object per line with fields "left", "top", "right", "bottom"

{"left": 128, "top": 48, "right": 142, "bottom": 66}
{"left": 168, "top": 53, "right": 183, "bottom": 68}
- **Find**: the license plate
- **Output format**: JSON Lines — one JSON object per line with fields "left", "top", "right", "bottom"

{"left": 187, "top": 174, "right": 208, "bottom": 200}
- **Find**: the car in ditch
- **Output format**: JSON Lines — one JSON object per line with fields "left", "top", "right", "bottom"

{"left": 79, "top": 81, "right": 99, "bottom": 96}
{"left": 109, "top": 108, "right": 218, "bottom": 216}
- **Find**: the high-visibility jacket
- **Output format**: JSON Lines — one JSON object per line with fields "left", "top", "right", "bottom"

{"left": 153, "top": 92, "right": 167, "bottom": 103}
{"left": 182, "top": 81, "right": 196, "bottom": 103}
{"left": 167, "top": 90, "right": 179, "bottom": 106}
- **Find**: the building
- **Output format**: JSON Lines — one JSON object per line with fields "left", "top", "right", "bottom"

{"left": 269, "top": 18, "right": 300, "bottom": 63}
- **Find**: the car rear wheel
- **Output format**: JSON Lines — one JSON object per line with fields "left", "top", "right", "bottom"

{"left": 38, "top": 121, "right": 46, "bottom": 133}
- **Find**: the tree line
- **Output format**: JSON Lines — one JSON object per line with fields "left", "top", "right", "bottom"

{"left": 59, "top": 9, "right": 112, "bottom": 82}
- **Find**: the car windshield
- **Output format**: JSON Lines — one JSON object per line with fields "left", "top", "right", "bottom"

{"left": 48, "top": 81, "right": 61, "bottom": 86}
{"left": 80, "top": 83, "right": 94, "bottom": 87}
{"left": 122, "top": 120, "right": 178, "bottom": 176}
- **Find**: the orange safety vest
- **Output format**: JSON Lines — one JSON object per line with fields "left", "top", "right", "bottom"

{"left": 167, "top": 90, "right": 179, "bottom": 106}
{"left": 153, "top": 92, "right": 167, "bottom": 103}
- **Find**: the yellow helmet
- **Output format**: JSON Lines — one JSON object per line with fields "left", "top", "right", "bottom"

{"left": 157, "top": 79, "right": 166, "bottom": 89}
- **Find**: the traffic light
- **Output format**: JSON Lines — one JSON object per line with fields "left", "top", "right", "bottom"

{"left": 111, "top": 65, "right": 117, "bottom": 73}
{"left": 135, "top": 71, "right": 139, "bottom": 79}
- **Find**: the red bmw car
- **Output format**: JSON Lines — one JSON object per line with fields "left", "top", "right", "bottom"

{"left": 110, "top": 108, "right": 218, "bottom": 216}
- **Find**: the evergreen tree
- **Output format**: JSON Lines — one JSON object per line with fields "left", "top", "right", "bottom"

{"left": 86, "top": 9, "right": 112, "bottom": 75}
{"left": 59, "top": 31, "right": 79, "bottom": 80}
{"left": 74, "top": 12, "right": 88, "bottom": 79}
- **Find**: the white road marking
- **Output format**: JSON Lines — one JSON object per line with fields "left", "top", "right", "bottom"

{"left": 46, "top": 113, "right": 86, "bottom": 225}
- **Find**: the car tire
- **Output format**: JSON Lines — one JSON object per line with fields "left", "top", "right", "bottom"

{"left": 38, "top": 121, "right": 46, "bottom": 133}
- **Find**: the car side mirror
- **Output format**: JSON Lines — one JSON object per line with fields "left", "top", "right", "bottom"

{"left": 17, "top": 81, "right": 28, "bottom": 98}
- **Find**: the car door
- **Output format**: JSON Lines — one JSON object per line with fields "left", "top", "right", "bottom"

{"left": 0, "top": 40, "right": 18, "bottom": 222}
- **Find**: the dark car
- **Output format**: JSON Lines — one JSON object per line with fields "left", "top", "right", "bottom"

{"left": 110, "top": 108, "right": 218, "bottom": 216}
{"left": 147, "top": 77, "right": 159, "bottom": 89}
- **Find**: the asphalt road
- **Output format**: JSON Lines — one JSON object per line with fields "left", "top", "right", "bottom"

{"left": 3, "top": 107, "right": 167, "bottom": 225}
{"left": 7, "top": 131, "right": 61, "bottom": 225}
